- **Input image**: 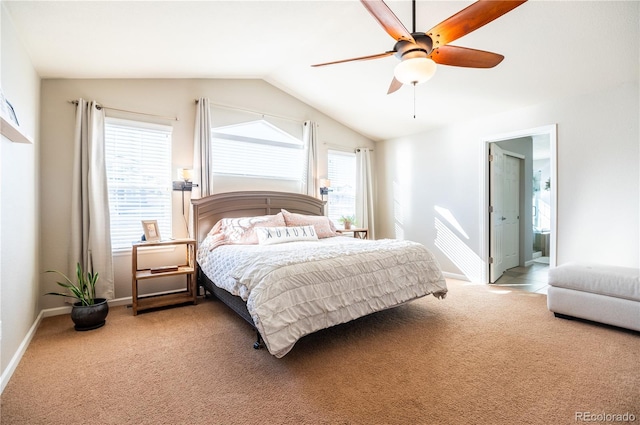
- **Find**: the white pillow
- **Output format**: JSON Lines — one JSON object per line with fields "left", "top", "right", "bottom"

{"left": 256, "top": 225, "right": 318, "bottom": 246}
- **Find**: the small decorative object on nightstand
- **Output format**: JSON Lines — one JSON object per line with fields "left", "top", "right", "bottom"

{"left": 131, "top": 238, "right": 197, "bottom": 315}
{"left": 338, "top": 214, "right": 356, "bottom": 230}
{"left": 336, "top": 228, "right": 368, "bottom": 240}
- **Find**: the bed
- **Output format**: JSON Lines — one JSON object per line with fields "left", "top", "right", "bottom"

{"left": 192, "top": 191, "right": 447, "bottom": 357}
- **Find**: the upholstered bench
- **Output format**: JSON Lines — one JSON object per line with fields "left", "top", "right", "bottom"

{"left": 547, "top": 263, "right": 640, "bottom": 332}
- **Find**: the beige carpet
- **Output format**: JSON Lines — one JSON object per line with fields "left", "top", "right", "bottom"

{"left": 2, "top": 279, "right": 638, "bottom": 425}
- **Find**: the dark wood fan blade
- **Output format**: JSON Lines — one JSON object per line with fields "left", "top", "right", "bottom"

{"left": 429, "top": 45, "right": 504, "bottom": 68}
{"left": 312, "top": 51, "right": 395, "bottom": 67}
{"left": 361, "top": 0, "right": 415, "bottom": 43}
{"left": 427, "top": 1, "right": 527, "bottom": 48}
{"left": 387, "top": 77, "right": 403, "bottom": 94}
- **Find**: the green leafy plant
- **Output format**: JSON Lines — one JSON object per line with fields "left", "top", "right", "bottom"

{"left": 45, "top": 263, "right": 99, "bottom": 306}
{"left": 338, "top": 215, "right": 356, "bottom": 226}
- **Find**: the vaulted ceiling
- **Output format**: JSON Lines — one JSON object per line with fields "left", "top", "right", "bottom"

{"left": 4, "top": 1, "right": 639, "bottom": 141}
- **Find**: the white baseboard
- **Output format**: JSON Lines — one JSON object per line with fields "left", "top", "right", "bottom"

{"left": 42, "top": 305, "right": 71, "bottom": 317}
{"left": 442, "top": 271, "right": 470, "bottom": 282}
{"left": 1, "top": 297, "right": 133, "bottom": 394}
{"left": 1, "top": 310, "right": 44, "bottom": 393}
{"left": 109, "top": 296, "right": 133, "bottom": 307}
{"left": 40, "top": 297, "right": 133, "bottom": 317}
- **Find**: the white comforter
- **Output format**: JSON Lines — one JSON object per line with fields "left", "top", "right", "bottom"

{"left": 198, "top": 236, "right": 447, "bottom": 357}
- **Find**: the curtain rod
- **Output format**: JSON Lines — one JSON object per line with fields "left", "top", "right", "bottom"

{"left": 69, "top": 100, "right": 179, "bottom": 121}
{"left": 323, "top": 142, "right": 374, "bottom": 152}
{"left": 196, "top": 99, "right": 301, "bottom": 124}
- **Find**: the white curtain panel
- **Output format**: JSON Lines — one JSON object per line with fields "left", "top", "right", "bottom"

{"left": 70, "top": 99, "right": 114, "bottom": 300}
{"left": 193, "top": 98, "right": 213, "bottom": 198}
{"left": 356, "top": 147, "right": 375, "bottom": 240}
{"left": 303, "top": 120, "right": 318, "bottom": 198}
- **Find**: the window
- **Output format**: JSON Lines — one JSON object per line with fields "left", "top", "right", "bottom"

{"left": 211, "top": 120, "right": 304, "bottom": 181}
{"left": 327, "top": 150, "right": 356, "bottom": 225}
{"left": 105, "top": 118, "right": 172, "bottom": 250}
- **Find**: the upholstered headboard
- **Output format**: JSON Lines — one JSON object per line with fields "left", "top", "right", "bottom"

{"left": 191, "top": 191, "right": 326, "bottom": 245}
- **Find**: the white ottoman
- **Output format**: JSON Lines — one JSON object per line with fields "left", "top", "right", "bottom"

{"left": 547, "top": 263, "right": 640, "bottom": 332}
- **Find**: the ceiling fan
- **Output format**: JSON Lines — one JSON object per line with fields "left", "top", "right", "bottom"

{"left": 312, "top": 0, "right": 527, "bottom": 94}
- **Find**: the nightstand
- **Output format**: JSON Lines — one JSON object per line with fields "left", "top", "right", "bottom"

{"left": 336, "top": 227, "right": 369, "bottom": 239}
{"left": 131, "top": 238, "right": 197, "bottom": 315}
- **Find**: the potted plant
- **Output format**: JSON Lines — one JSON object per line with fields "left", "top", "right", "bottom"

{"left": 339, "top": 215, "right": 356, "bottom": 230}
{"left": 45, "top": 263, "right": 109, "bottom": 331}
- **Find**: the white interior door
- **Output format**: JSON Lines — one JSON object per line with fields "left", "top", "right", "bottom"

{"left": 489, "top": 145, "right": 506, "bottom": 283}
{"left": 490, "top": 145, "right": 521, "bottom": 283}
{"left": 503, "top": 155, "right": 520, "bottom": 270}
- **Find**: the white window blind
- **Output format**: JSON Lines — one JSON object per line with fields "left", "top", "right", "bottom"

{"left": 211, "top": 120, "right": 304, "bottom": 180}
{"left": 105, "top": 118, "right": 172, "bottom": 250}
{"left": 327, "top": 150, "right": 356, "bottom": 225}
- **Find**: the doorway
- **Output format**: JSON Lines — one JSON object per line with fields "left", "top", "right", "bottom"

{"left": 480, "top": 125, "right": 557, "bottom": 284}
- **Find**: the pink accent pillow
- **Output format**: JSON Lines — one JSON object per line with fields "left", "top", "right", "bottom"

{"left": 207, "top": 213, "right": 286, "bottom": 251}
{"left": 281, "top": 209, "right": 338, "bottom": 239}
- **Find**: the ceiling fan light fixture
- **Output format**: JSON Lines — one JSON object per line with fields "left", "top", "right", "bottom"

{"left": 393, "top": 57, "right": 437, "bottom": 85}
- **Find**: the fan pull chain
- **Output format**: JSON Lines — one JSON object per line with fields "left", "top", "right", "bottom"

{"left": 413, "top": 82, "right": 417, "bottom": 119}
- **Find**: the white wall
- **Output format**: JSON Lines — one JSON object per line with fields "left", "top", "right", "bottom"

{"left": 39, "top": 78, "right": 375, "bottom": 308}
{"left": 376, "top": 82, "right": 639, "bottom": 281}
{"left": 1, "top": 4, "right": 41, "bottom": 384}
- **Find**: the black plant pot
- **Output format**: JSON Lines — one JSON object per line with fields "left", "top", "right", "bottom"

{"left": 71, "top": 298, "right": 109, "bottom": 331}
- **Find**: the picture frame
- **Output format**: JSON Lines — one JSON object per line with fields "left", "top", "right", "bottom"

{"left": 142, "top": 220, "right": 161, "bottom": 242}
{"left": 4, "top": 99, "right": 19, "bottom": 126}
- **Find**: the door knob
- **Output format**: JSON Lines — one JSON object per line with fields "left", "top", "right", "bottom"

{"left": 501, "top": 216, "right": 507, "bottom": 221}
